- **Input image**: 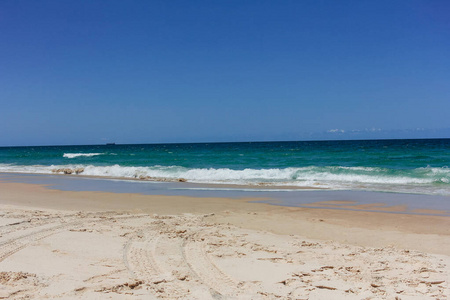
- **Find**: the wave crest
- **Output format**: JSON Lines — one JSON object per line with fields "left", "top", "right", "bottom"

{"left": 63, "top": 153, "right": 104, "bottom": 158}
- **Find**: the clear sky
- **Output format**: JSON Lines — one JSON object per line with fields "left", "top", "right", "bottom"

{"left": 1, "top": 0, "right": 449, "bottom": 146}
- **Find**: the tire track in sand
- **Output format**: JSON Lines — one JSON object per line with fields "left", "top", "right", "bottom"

{"left": 0, "top": 213, "right": 147, "bottom": 263}
{"left": 183, "top": 238, "right": 240, "bottom": 298}
{"left": 125, "top": 230, "right": 196, "bottom": 299}
{"left": 124, "top": 216, "right": 241, "bottom": 299}
{"left": 0, "top": 220, "right": 83, "bottom": 262}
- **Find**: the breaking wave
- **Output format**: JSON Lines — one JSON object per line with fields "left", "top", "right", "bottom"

{"left": 63, "top": 153, "right": 104, "bottom": 158}
{"left": 0, "top": 164, "right": 449, "bottom": 195}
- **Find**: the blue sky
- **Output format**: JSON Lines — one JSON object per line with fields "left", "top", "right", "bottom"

{"left": 1, "top": 0, "right": 449, "bottom": 146}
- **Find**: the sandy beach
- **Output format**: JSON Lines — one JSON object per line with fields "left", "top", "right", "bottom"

{"left": 3, "top": 0, "right": 450, "bottom": 298}
{"left": 0, "top": 180, "right": 449, "bottom": 299}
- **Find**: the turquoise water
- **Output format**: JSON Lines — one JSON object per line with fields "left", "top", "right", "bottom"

{"left": 1, "top": 139, "right": 449, "bottom": 195}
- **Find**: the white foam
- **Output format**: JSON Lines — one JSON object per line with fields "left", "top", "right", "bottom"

{"left": 63, "top": 153, "right": 104, "bottom": 158}
{"left": 0, "top": 164, "right": 449, "bottom": 195}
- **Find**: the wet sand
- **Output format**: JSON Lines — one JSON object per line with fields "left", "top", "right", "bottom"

{"left": 0, "top": 180, "right": 449, "bottom": 299}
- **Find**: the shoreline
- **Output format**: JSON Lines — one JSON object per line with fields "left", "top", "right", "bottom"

{"left": 0, "top": 179, "right": 449, "bottom": 253}
{"left": 2, "top": 167, "right": 450, "bottom": 197}
{"left": 0, "top": 171, "right": 325, "bottom": 190}
{"left": 2, "top": 172, "right": 450, "bottom": 217}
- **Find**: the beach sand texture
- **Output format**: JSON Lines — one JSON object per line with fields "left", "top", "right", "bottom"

{"left": 0, "top": 182, "right": 449, "bottom": 299}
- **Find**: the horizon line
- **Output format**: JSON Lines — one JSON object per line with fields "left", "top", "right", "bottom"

{"left": 1, "top": 136, "right": 450, "bottom": 148}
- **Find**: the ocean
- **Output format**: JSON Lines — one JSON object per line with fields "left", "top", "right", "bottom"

{"left": 1, "top": 139, "right": 449, "bottom": 196}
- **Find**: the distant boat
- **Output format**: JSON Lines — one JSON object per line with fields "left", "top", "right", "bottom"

{"left": 106, "top": 143, "right": 116, "bottom": 145}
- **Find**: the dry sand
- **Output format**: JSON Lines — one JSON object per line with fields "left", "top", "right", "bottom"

{"left": 0, "top": 181, "right": 449, "bottom": 299}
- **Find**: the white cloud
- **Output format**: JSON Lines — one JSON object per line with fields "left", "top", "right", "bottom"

{"left": 327, "top": 129, "right": 345, "bottom": 133}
